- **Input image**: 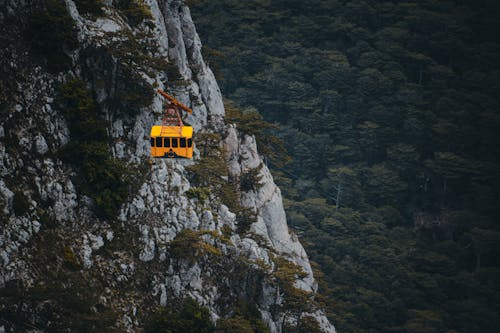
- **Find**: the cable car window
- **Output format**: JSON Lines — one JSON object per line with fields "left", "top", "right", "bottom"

{"left": 156, "top": 137, "right": 162, "bottom": 147}
{"left": 172, "top": 138, "right": 178, "bottom": 148}
{"left": 188, "top": 138, "right": 193, "bottom": 147}
{"left": 164, "top": 137, "right": 170, "bottom": 148}
{"left": 180, "top": 138, "right": 186, "bottom": 147}
{"left": 150, "top": 138, "right": 155, "bottom": 147}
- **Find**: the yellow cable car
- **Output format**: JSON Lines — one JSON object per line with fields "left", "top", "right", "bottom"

{"left": 150, "top": 125, "right": 193, "bottom": 158}
{"left": 150, "top": 90, "right": 194, "bottom": 159}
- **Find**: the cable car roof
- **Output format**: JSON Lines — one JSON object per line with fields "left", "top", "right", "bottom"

{"left": 150, "top": 125, "right": 193, "bottom": 137}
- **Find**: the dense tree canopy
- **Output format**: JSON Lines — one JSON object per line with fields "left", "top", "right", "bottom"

{"left": 191, "top": 1, "right": 500, "bottom": 331}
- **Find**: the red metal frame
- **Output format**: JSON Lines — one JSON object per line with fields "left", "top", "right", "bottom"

{"left": 157, "top": 89, "right": 193, "bottom": 136}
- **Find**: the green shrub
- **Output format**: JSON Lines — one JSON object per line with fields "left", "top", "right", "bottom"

{"left": 235, "top": 208, "right": 257, "bottom": 234}
{"left": 164, "top": 61, "right": 184, "bottom": 81}
{"left": 185, "top": 187, "right": 211, "bottom": 202}
{"left": 215, "top": 316, "right": 253, "bottom": 333}
{"left": 113, "top": 65, "right": 154, "bottom": 114}
{"left": 297, "top": 315, "right": 322, "bottom": 333}
{"left": 85, "top": 157, "right": 130, "bottom": 218}
{"left": 145, "top": 298, "right": 214, "bottom": 333}
{"left": 24, "top": 0, "right": 78, "bottom": 72}
{"left": 169, "top": 229, "right": 222, "bottom": 263}
{"left": 57, "top": 79, "right": 130, "bottom": 219}
{"left": 74, "top": 0, "right": 104, "bottom": 15}
{"left": 57, "top": 79, "right": 107, "bottom": 142}
{"left": 13, "top": 191, "right": 30, "bottom": 216}
{"left": 271, "top": 256, "right": 314, "bottom": 318}
{"left": 221, "top": 225, "right": 232, "bottom": 239}
{"left": 186, "top": 132, "right": 257, "bottom": 234}
{"left": 39, "top": 212, "right": 58, "bottom": 229}
{"left": 63, "top": 245, "right": 82, "bottom": 271}
{"left": 216, "top": 297, "right": 270, "bottom": 333}
{"left": 81, "top": 38, "right": 157, "bottom": 115}
{"left": 83, "top": 30, "right": 160, "bottom": 113}
{"left": 224, "top": 101, "right": 273, "bottom": 137}
{"left": 240, "top": 164, "right": 264, "bottom": 192}
{"left": 224, "top": 100, "right": 290, "bottom": 167}
{"left": 201, "top": 45, "right": 225, "bottom": 80}
{"left": 116, "top": 0, "right": 153, "bottom": 27}
{"left": 102, "top": 31, "right": 169, "bottom": 73}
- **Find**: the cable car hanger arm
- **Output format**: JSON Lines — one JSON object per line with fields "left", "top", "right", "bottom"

{"left": 157, "top": 89, "right": 193, "bottom": 114}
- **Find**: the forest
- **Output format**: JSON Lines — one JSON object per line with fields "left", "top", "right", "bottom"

{"left": 190, "top": 0, "right": 500, "bottom": 332}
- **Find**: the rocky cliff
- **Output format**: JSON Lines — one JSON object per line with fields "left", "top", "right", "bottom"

{"left": 0, "top": 1, "right": 335, "bottom": 332}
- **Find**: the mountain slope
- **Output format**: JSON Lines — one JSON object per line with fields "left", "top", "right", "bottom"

{"left": 0, "top": 1, "right": 334, "bottom": 332}
{"left": 189, "top": 1, "right": 500, "bottom": 332}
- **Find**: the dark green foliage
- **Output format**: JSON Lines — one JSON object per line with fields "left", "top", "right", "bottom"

{"left": 57, "top": 78, "right": 130, "bottom": 219}
{"left": 296, "top": 315, "right": 322, "bottom": 333}
{"left": 113, "top": 65, "right": 154, "bottom": 114}
{"left": 81, "top": 34, "right": 158, "bottom": 115}
{"left": 215, "top": 273, "right": 270, "bottom": 333}
{"left": 58, "top": 79, "right": 107, "bottom": 142}
{"left": 12, "top": 191, "right": 30, "bottom": 216}
{"left": 0, "top": 230, "right": 118, "bottom": 331}
{"left": 191, "top": 1, "right": 500, "bottom": 331}
{"left": 101, "top": 31, "right": 169, "bottom": 74}
{"left": 215, "top": 316, "right": 253, "bottom": 333}
{"left": 271, "top": 256, "right": 314, "bottom": 319}
{"left": 234, "top": 207, "right": 257, "bottom": 234}
{"left": 202, "top": 45, "right": 225, "bottom": 80}
{"left": 83, "top": 151, "right": 131, "bottom": 218}
{"left": 240, "top": 164, "right": 264, "bottom": 192}
{"left": 164, "top": 61, "right": 184, "bottom": 82}
{"left": 186, "top": 134, "right": 228, "bottom": 192}
{"left": 169, "top": 229, "right": 222, "bottom": 263}
{"left": 145, "top": 296, "right": 269, "bottom": 333}
{"left": 225, "top": 101, "right": 274, "bottom": 137}
{"left": 145, "top": 298, "right": 214, "bottom": 333}
{"left": 185, "top": 186, "right": 210, "bottom": 202}
{"left": 225, "top": 100, "right": 290, "bottom": 167}
{"left": 186, "top": 140, "right": 231, "bottom": 204}
{"left": 24, "top": 0, "right": 78, "bottom": 72}
{"left": 116, "top": 0, "right": 153, "bottom": 27}
{"left": 74, "top": 0, "right": 104, "bottom": 15}
{"left": 62, "top": 245, "right": 82, "bottom": 271}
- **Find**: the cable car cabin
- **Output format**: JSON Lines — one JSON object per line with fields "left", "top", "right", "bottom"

{"left": 150, "top": 125, "right": 193, "bottom": 159}
{"left": 151, "top": 89, "right": 195, "bottom": 159}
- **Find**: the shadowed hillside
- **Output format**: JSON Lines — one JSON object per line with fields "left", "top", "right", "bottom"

{"left": 190, "top": 1, "right": 500, "bottom": 331}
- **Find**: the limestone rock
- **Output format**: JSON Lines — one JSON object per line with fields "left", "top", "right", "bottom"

{"left": 0, "top": 1, "right": 335, "bottom": 332}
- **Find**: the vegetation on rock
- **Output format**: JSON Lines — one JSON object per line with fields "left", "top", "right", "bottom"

{"left": 169, "top": 229, "right": 223, "bottom": 263}
{"left": 12, "top": 190, "right": 30, "bottom": 216}
{"left": 145, "top": 298, "right": 215, "bottom": 333}
{"left": 74, "top": 0, "right": 105, "bottom": 16}
{"left": 186, "top": 132, "right": 257, "bottom": 233}
{"left": 57, "top": 78, "right": 130, "bottom": 219}
{"left": 224, "top": 100, "right": 290, "bottom": 167}
{"left": 116, "top": 0, "right": 153, "bottom": 27}
{"left": 24, "top": 0, "right": 78, "bottom": 72}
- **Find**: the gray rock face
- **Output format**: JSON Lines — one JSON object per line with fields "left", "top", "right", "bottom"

{"left": 0, "top": 1, "right": 334, "bottom": 332}
{"left": 225, "top": 128, "right": 316, "bottom": 291}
